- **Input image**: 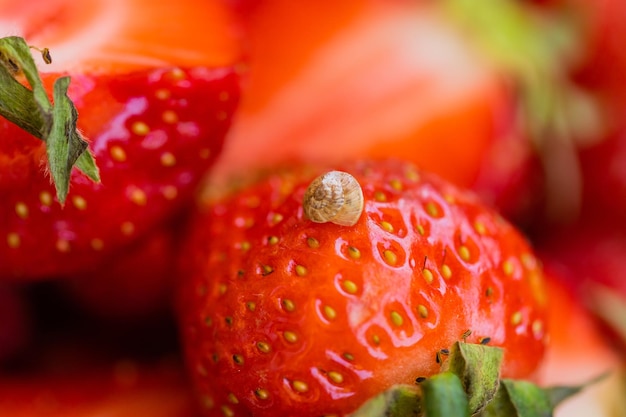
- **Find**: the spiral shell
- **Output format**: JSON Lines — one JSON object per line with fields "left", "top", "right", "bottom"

{"left": 303, "top": 171, "right": 364, "bottom": 226}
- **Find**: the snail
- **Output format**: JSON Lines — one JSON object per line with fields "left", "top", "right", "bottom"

{"left": 303, "top": 171, "right": 364, "bottom": 226}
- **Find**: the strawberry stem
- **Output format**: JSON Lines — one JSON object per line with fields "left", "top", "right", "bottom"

{"left": 0, "top": 36, "right": 99, "bottom": 204}
{"left": 350, "top": 342, "right": 604, "bottom": 417}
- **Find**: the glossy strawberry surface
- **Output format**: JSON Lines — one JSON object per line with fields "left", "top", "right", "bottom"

{"left": 0, "top": 67, "right": 239, "bottom": 279}
{"left": 179, "top": 159, "right": 549, "bottom": 417}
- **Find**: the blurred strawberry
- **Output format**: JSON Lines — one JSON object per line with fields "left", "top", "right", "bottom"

{"left": 0, "top": 284, "right": 31, "bottom": 364}
{"left": 539, "top": 268, "right": 625, "bottom": 417}
{"left": 0, "top": 358, "right": 198, "bottom": 417}
{"left": 0, "top": 0, "right": 242, "bottom": 279}
{"left": 213, "top": 0, "right": 594, "bottom": 225}
{"left": 60, "top": 219, "right": 183, "bottom": 321}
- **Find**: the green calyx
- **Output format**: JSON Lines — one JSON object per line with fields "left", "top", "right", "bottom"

{"left": 0, "top": 36, "right": 100, "bottom": 205}
{"left": 350, "top": 341, "right": 603, "bottom": 417}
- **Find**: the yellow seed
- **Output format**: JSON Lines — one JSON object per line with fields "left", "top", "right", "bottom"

{"left": 90, "top": 238, "right": 104, "bottom": 251}
{"left": 246, "top": 302, "right": 256, "bottom": 312}
{"left": 474, "top": 221, "right": 487, "bottom": 235}
{"left": 348, "top": 246, "right": 361, "bottom": 260}
{"left": 282, "top": 299, "right": 296, "bottom": 312}
{"left": 383, "top": 250, "right": 397, "bottom": 266}
{"left": 390, "top": 311, "right": 404, "bottom": 327}
{"left": 417, "top": 304, "right": 429, "bottom": 318}
{"left": 162, "top": 110, "right": 178, "bottom": 124}
{"left": 121, "top": 221, "right": 135, "bottom": 236}
{"left": 218, "top": 283, "right": 227, "bottom": 295}
{"left": 14, "top": 202, "right": 28, "bottom": 219}
{"left": 374, "top": 191, "right": 387, "bottom": 202}
{"left": 390, "top": 178, "right": 403, "bottom": 191}
{"left": 170, "top": 68, "right": 185, "bottom": 79}
{"left": 291, "top": 380, "right": 309, "bottom": 393}
{"left": 155, "top": 89, "right": 171, "bottom": 100}
{"left": 256, "top": 341, "right": 271, "bottom": 353}
{"left": 110, "top": 145, "right": 127, "bottom": 162}
{"left": 416, "top": 224, "right": 425, "bottom": 235}
{"left": 160, "top": 152, "right": 177, "bottom": 167}
{"left": 342, "top": 280, "right": 358, "bottom": 294}
{"left": 271, "top": 213, "right": 284, "bottom": 225}
{"left": 342, "top": 352, "right": 354, "bottom": 361}
{"left": 502, "top": 260, "right": 514, "bottom": 276}
{"left": 425, "top": 202, "right": 440, "bottom": 217}
{"left": 295, "top": 265, "right": 307, "bottom": 277}
{"left": 532, "top": 320, "right": 544, "bottom": 338}
{"left": 371, "top": 334, "right": 381, "bottom": 345}
{"left": 131, "top": 121, "right": 150, "bottom": 136}
{"left": 422, "top": 269, "right": 434, "bottom": 284}
{"left": 268, "top": 236, "right": 279, "bottom": 245}
{"left": 458, "top": 245, "right": 471, "bottom": 262}
{"left": 6, "top": 233, "right": 20, "bottom": 249}
{"left": 239, "top": 241, "right": 251, "bottom": 251}
{"left": 441, "top": 264, "right": 452, "bottom": 279}
{"left": 227, "top": 393, "right": 239, "bottom": 404}
{"left": 129, "top": 188, "right": 147, "bottom": 206}
{"left": 283, "top": 331, "right": 298, "bottom": 343}
{"left": 261, "top": 265, "right": 273, "bottom": 276}
{"left": 327, "top": 371, "right": 344, "bottom": 384}
{"left": 306, "top": 237, "right": 319, "bottom": 249}
{"left": 511, "top": 311, "right": 523, "bottom": 326}
{"left": 56, "top": 239, "right": 70, "bottom": 253}
{"left": 39, "top": 191, "right": 53, "bottom": 206}
{"left": 162, "top": 185, "right": 178, "bottom": 200}
{"left": 380, "top": 221, "right": 394, "bottom": 233}
{"left": 405, "top": 168, "right": 419, "bottom": 182}
{"left": 255, "top": 389, "right": 270, "bottom": 400}
{"left": 199, "top": 148, "right": 211, "bottom": 159}
{"left": 323, "top": 305, "right": 337, "bottom": 321}
{"left": 221, "top": 405, "right": 234, "bottom": 417}
{"left": 72, "top": 196, "right": 87, "bottom": 210}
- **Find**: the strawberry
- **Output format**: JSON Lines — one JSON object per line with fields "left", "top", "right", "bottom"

{"left": 212, "top": 0, "right": 594, "bottom": 225}
{"left": 0, "top": 358, "right": 198, "bottom": 417}
{"left": 539, "top": 266, "right": 624, "bottom": 417}
{"left": 61, "top": 218, "right": 184, "bottom": 321}
{"left": 178, "top": 159, "right": 549, "bottom": 417}
{"left": 0, "top": 0, "right": 242, "bottom": 279}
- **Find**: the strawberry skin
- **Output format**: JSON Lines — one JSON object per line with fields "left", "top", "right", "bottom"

{"left": 179, "top": 159, "right": 549, "bottom": 417}
{"left": 0, "top": 66, "right": 239, "bottom": 278}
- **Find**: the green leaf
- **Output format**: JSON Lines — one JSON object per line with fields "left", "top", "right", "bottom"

{"left": 421, "top": 372, "right": 471, "bottom": 417}
{"left": 445, "top": 342, "right": 503, "bottom": 415}
{"left": 483, "top": 379, "right": 553, "bottom": 417}
{"left": 349, "top": 384, "right": 422, "bottom": 417}
{"left": 0, "top": 36, "right": 99, "bottom": 204}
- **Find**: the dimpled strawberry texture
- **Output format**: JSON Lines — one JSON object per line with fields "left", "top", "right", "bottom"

{"left": 179, "top": 159, "right": 549, "bottom": 417}
{"left": 0, "top": 67, "right": 239, "bottom": 279}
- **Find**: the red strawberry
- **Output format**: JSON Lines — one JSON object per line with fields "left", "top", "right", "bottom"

{"left": 0, "top": 0, "right": 242, "bottom": 279}
{"left": 212, "top": 0, "right": 593, "bottom": 225}
{"left": 539, "top": 269, "right": 623, "bottom": 417}
{"left": 178, "top": 159, "right": 549, "bottom": 417}
{"left": 60, "top": 220, "right": 182, "bottom": 321}
{"left": 0, "top": 358, "right": 198, "bottom": 417}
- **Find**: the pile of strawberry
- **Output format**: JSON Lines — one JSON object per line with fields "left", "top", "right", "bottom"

{"left": 1, "top": 0, "right": 625, "bottom": 416}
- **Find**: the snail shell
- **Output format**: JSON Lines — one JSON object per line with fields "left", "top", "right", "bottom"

{"left": 303, "top": 171, "right": 364, "bottom": 226}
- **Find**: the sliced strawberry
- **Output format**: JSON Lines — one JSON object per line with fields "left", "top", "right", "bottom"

{"left": 178, "top": 159, "right": 549, "bottom": 417}
{"left": 1, "top": 66, "right": 239, "bottom": 279}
